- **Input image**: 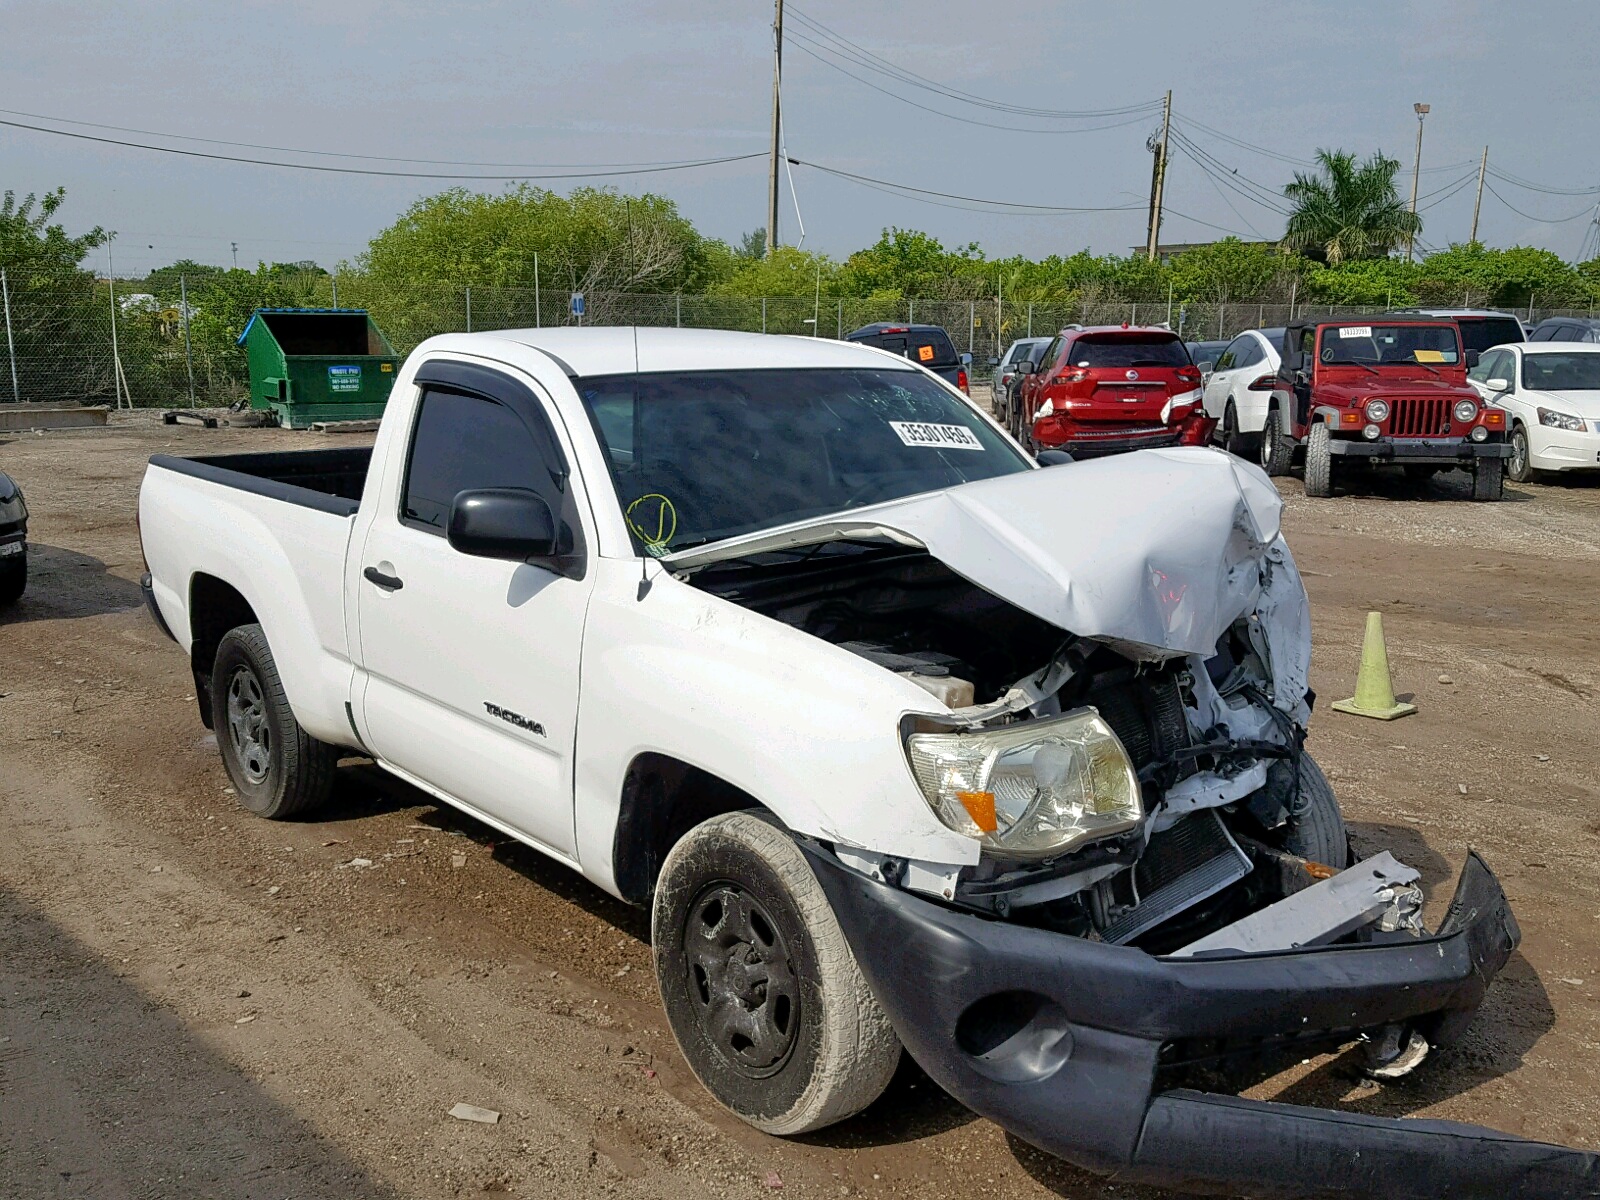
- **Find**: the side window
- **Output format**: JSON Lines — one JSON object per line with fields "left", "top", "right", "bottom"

{"left": 1474, "top": 350, "right": 1505, "bottom": 387}
{"left": 401, "top": 386, "right": 564, "bottom": 535}
{"left": 1301, "top": 328, "right": 1317, "bottom": 362}
{"left": 1033, "top": 337, "right": 1062, "bottom": 375}
{"left": 1529, "top": 325, "right": 1553, "bottom": 342}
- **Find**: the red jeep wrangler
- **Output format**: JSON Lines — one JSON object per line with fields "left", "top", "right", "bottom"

{"left": 1260, "top": 319, "right": 1510, "bottom": 500}
{"left": 1018, "top": 325, "right": 1213, "bottom": 457}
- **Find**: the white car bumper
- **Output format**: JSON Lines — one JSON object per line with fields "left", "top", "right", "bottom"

{"left": 1529, "top": 421, "right": 1600, "bottom": 472}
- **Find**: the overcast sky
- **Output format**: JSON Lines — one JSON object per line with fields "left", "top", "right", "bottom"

{"left": 5, "top": 0, "right": 1600, "bottom": 277}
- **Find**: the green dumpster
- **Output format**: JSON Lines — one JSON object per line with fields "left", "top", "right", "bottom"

{"left": 238, "top": 308, "right": 401, "bottom": 429}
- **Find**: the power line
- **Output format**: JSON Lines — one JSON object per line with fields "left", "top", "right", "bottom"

{"left": 0, "top": 106, "right": 761, "bottom": 169}
{"left": 1483, "top": 180, "right": 1597, "bottom": 224}
{"left": 0, "top": 117, "right": 764, "bottom": 180}
{"left": 784, "top": 5, "right": 1162, "bottom": 119}
{"left": 788, "top": 156, "right": 1142, "bottom": 215}
{"left": 1486, "top": 164, "right": 1600, "bottom": 197}
{"left": 785, "top": 38, "right": 1155, "bottom": 134}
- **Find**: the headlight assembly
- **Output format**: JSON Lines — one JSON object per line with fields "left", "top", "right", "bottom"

{"left": 1454, "top": 399, "right": 1479, "bottom": 423}
{"left": 0, "top": 492, "right": 26, "bottom": 525}
{"left": 905, "top": 709, "right": 1142, "bottom": 859}
{"left": 1538, "top": 407, "right": 1586, "bottom": 432}
{"left": 1364, "top": 399, "right": 1390, "bottom": 423}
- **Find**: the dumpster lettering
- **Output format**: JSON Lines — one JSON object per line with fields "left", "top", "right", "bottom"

{"left": 329, "top": 365, "right": 362, "bottom": 392}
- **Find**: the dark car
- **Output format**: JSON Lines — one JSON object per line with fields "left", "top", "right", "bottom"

{"left": 845, "top": 323, "right": 971, "bottom": 395}
{"left": 0, "top": 469, "right": 28, "bottom": 606}
{"left": 1386, "top": 308, "right": 1525, "bottom": 359}
{"left": 1528, "top": 316, "right": 1600, "bottom": 344}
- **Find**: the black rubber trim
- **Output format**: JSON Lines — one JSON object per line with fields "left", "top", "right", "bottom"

{"left": 1327, "top": 439, "right": 1512, "bottom": 460}
{"left": 343, "top": 701, "right": 370, "bottom": 754}
{"left": 149, "top": 451, "right": 364, "bottom": 517}
{"left": 801, "top": 845, "right": 1594, "bottom": 1195}
{"left": 140, "top": 572, "right": 176, "bottom": 642}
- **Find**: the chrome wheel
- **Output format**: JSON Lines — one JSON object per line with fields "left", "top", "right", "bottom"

{"left": 1508, "top": 427, "right": 1531, "bottom": 483}
{"left": 685, "top": 883, "right": 800, "bottom": 1078}
{"left": 225, "top": 665, "right": 272, "bottom": 785}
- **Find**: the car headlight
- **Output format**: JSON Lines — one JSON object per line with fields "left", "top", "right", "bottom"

{"left": 1364, "top": 399, "right": 1390, "bottom": 422}
{"left": 1538, "top": 407, "right": 1586, "bottom": 432}
{"left": 0, "top": 492, "right": 25, "bottom": 525}
{"left": 905, "top": 709, "right": 1142, "bottom": 858}
{"left": 1454, "top": 399, "right": 1479, "bottom": 423}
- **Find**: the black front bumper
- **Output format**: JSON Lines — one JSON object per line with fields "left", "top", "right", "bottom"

{"left": 805, "top": 847, "right": 1599, "bottom": 1199}
{"left": 1328, "top": 437, "right": 1513, "bottom": 463}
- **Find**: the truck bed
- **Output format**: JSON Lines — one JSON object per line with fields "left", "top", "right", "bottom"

{"left": 147, "top": 447, "right": 371, "bottom": 517}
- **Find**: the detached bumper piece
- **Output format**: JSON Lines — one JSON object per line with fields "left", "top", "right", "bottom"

{"left": 804, "top": 847, "right": 1600, "bottom": 1199}
{"left": 1328, "top": 437, "right": 1513, "bottom": 463}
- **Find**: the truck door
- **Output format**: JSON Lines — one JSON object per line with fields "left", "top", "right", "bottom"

{"left": 355, "top": 359, "right": 593, "bottom": 859}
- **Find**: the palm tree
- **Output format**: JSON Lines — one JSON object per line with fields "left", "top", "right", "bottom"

{"left": 1281, "top": 150, "right": 1422, "bottom": 264}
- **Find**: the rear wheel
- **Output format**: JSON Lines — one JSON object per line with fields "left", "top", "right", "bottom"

{"left": 653, "top": 811, "right": 900, "bottom": 1136}
{"left": 1259, "top": 407, "right": 1295, "bottom": 477}
{"left": 1303, "top": 422, "right": 1335, "bottom": 497}
{"left": 0, "top": 550, "right": 25, "bottom": 607}
{"left": 1507, "top": 425, "right": 1532, "bottom": 483}
{"left": 1472, "top": 455, "right": 1505, "bottom": 502}
{"left": 211, "top": 624, "right": 339, "bottom": 819}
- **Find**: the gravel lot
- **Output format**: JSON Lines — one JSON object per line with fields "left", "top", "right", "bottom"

{"left": 2, "top": 410, "right": 1598, "bottom": 1198}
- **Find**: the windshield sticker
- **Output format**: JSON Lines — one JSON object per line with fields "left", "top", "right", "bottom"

{"left": 1338, "top": 326, "right": 1373, "bottom": 339}
{"left": 917, "top": 344, "right": 935, "bottom": 362}
{"left": 889, "top": 421, "right": 984, "bottom": 450}
{"left": 1413, "top": 349, "right": 1445, "bottom": 363}
{"left": 625, "top": 493, "right": 678, "bottom": 549}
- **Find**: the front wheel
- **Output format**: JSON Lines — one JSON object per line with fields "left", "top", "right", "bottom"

{"left": 1472, "top": 455, "right": 1505, "bottom": 502}
{"left": 211, "top": 624, "right": 339, "bottom": 819}
{"left": 1281, "top": 754, "right": 1351, "bottom": 869}
{"left": 1260, "top": 407, "right": 1295, "bottom": 476}
{"left": 1303, "top": 422, "right": 1335, "bottom": 497}
{"left": 1507, "top": 425, "right": 1532, "bottom": 483}
{"left": 652, "top": 812, "right": 901, "bottom": 1136}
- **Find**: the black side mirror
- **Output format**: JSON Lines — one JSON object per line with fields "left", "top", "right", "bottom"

{"left": 1015, "top": 360, "right": 1035, "bottom": 376}
{"left": 1036, "top": 449, "right": 1075, "bottom": 466}
{"left": 448, "top": 488, "right": 559, "bottom": 561}
{"left": 1464, "top": 349, "right": 1481, "bottom": 368}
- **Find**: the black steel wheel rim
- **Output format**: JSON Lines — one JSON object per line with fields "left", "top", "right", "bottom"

{"left": 683, "top": 882, "right": 800, "bottom": 1078}
{"left": 226, "top": 665, "right": 271, "bottom": 785}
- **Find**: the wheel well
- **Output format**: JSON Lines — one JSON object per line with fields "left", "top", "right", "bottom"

{"left": 188, "top": 574, "right": 259, "bottom": 729}
{"left": 611, "top": 754, "right": 769, "bottom": 906}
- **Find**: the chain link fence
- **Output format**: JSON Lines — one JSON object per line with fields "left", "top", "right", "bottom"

{"left": 3, "top": 269, "right": 1596, "bottom": 409}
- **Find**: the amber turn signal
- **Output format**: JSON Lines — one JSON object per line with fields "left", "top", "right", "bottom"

{"left": 956, "top": 790, "right": 999, "bottom": 834}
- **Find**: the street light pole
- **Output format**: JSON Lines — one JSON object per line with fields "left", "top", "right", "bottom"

{"left": 1407, "top": 103, "right": 1429, "bottom": 264}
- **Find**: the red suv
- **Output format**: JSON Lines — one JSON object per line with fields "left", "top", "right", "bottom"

{"left": 1018, "top": 326, "right": 1213, "bottom": 456}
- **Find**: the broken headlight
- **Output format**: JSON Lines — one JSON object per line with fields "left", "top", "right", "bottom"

{"left": 905, "top": 709, "right": 1142, "bottom": 859}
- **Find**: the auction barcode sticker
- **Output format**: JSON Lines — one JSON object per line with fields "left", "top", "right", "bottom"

{"left": 889, "top": 421, "right": 984, "bottom": 450}
{"left": 1338, "top": 326, "right": 1373, "bottom": 339}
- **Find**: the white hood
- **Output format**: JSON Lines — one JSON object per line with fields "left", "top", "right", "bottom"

{"left": 1530, "top": 389, "right": 1600, "bottom": 419}
{"left": 665, "top": 447, "right": 1288, "bottom": 660}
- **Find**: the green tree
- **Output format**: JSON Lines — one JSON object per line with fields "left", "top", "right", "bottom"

{"left": 1168, "top": 239, "right": 1299, "bottom": 303}
{"left": 0, "top": 188, "right": 112, "bottom": 402}
{"left": 143, "top": 258, "right": 225, "bottom": 300}
{"left": 735, "top": 228, "right": 766, "bottom": 260}
{"left": 1282, "top": 150, "right": 1421, "bottom": 264}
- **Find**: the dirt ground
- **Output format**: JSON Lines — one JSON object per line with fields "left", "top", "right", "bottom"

{"left": 2, "top": 410, "right": 1598, "bottom": 1200}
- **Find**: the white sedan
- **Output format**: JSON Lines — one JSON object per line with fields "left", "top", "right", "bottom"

{"left": 1468, "top": 342, "right": 1600, "bottom": 481}
{"left": 1200, "top": 327, "right": 1284, "bottom": 459}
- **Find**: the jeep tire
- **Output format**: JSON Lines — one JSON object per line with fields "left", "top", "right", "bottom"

{"left": 653, "top": 811, "right": 901, "bottom": 1136}
{"left": 1303, "top": 422, "right": 1336, "bottom": 498}
{"left": 211, "top": 623, "right": 338, "bottom": 819}
{"left": 1472, "top": 455, "right": 1505, "bottom": 502}
{"left": 1260, "top": 406, "right": 1295, "bottom": 477}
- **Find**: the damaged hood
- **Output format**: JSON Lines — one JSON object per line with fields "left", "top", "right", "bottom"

{"left": 664, "top": 447, "right": 1287, "bottom": 659}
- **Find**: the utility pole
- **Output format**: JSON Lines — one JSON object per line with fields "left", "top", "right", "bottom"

{"left": 231, "top": 241, "right": 239, "bottom": 270}
{"left": 1407, "top": 103, "right": 1429, "bottom": 264}
{"left": 1145, "top": 91, "right": 1172, "bottom": 263}
{"left": 765, "top": 0, "right": 785, "bottom": 256}
{"left": 1470, "top": 145, "right": 1488, "bottom": 245}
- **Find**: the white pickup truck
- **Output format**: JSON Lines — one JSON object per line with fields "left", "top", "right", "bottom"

{"left": 138, "top": 328, "right": 1593, "bottom": 1197}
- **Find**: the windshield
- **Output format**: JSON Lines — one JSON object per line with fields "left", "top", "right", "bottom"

{"left": 578, "top": 368, "right": 1031, "bottom": 554}
{"left": 1458, "top": 317, "right": 1525, "bottom": 353}
{"left": 1319, "top": 324, "right": 1461, "bottom": 366}
{"left": 1523, "top": 352, "right": 1600, "bottom": 390}
{"left": 1071, "top": 334, "right": 1190, "bottom": 368}
{"left": 852, "top": 328, "right": 958, "bottom": 367}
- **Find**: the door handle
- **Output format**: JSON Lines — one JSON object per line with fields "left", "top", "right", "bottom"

{"left": 363, "top": 566, "right": 404, "bottom": 591}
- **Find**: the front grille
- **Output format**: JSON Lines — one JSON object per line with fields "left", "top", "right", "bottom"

{"left": 1389, "top": 396, "right": 1451, "bottom": 437}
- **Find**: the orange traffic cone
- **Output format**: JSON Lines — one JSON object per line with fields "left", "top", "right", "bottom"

{"left": 1331, "top": 612, "right": 1417, "bottom": 720}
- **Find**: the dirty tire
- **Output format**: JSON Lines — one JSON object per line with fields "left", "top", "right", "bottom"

{"left": 1303, "top": 422, "right": 1335, "bottom": 498}
{"left": 1282, "top": 753, "right": 1350, "bottom": 869}
{"left": 652, "top": 811, "right": 901, "bottom": 1136}
{"left": 1260, "top": 407, "right": 1295, "bottom": 477}
{"left": 1507, "top": 425, "right": 1532, "bottom": 483}
{"left": 0, "top": 552, "right": 25, "bottom": 607}
{"left": 210, "top": 623, "right": 338, "bottom": 820}
{"left": 1472, "top": 455, "right": 1505, "bottom": 502}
